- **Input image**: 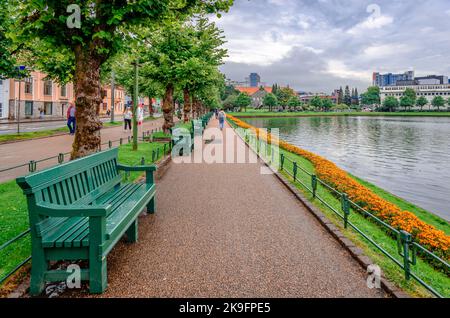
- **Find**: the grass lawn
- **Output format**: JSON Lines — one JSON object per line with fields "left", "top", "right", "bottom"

{"left": 230, "top": 120, "right": 450, "bottom": 298}
{"left": 229, "top": 110, "right": 450, "bottom": 118}
{"left": 0, "top": 141, "right": 168, "bottom": 289}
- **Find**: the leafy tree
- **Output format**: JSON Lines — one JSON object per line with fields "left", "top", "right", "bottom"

{"left": 222, "top": 93, "right": 238, "bottom": 110}
{"left": 344, "top": 85, "right": 352, "bottom": 106}
{"left": 383, "top": 96, "right": 399, "bottom": 112}
{"left": 275, "top": 86, "right": 296, "bottom": 107}
{"left": 416, "top": 96, "right": 428, "bottom": 111}
{"left": 361, "top": 86, "right": 381, "bottom": 108}
{"left": 352, "top": 88, "right": 360, "bottom": 107}
{"left": 337, "top": 87, "right": 344, "bottom": 104}
{"left": 431, "top": 96, "right": 445, "bottom": 111}
{"left": 322, "top": 98, "right": 334, "bottom": 112}
{"left": 400, "top": 88, "right": 416, "bottom": 111}
{"left": 310, "top": 96, "right": 323, "bottom": 110}
{"left": 235, "top": 93, "right": 252, "bottom": 112}
{"left": 0, "top": 1, "right": 16, "bottom": 79}
{"left": 263, "top": 93, "right": 278, "bottom": 112}
{"left": 14, "top": 0, "right": 233, "bottom": 158}
{"left": 287, "top": 96, "right": 302, "bottom": 111}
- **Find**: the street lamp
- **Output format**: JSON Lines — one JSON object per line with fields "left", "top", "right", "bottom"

{"left": 111, "top": 70, "right": 115, "bottom": 123}
{"left": 131, "top": 59, "right": 140, "bottom": 151}
{"left": 14, "top": 65, "right": 26, "bottom": 134}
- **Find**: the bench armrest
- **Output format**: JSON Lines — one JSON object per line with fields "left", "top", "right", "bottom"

{"left": 117, "top": 164, "right": 157, "bottom": 172}
{"left": 36, "top": 202, "right": 112, "bottom": 217}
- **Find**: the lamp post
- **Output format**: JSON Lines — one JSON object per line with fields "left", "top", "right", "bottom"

{"left": 111, "top": 70, "right": 115, "bottom": 123}
{"left": 132, "top": 59, "right": 139, "bottom": 151}
{"left": 15, "top": 65, "right": 26, "bottom": 134}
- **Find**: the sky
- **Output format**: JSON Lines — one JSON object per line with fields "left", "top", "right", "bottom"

{"left": 213, "top": 0, "right": 450, "bottom": 93}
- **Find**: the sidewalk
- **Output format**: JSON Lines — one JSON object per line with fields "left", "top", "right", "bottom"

{"left": 0, "top": 117, "right": 167, "bottom": 183}
{"left": 81, "top": 118, "right": 386, "bottom": 298}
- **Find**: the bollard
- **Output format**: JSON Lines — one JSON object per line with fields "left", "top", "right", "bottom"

{"left": 28, "top": 160, "right": 37, "bottom": 173}
{"left": 311, "top": 175, "right": 318, "bottom": 198}
{"left": 341, "top": 193, "right": 350, "bottom": 229}
{"left": 293, "top": 162, "right": 298, "bottom": 181}
{"left": 58, "top": 153, "right": 64, "bottom": 164}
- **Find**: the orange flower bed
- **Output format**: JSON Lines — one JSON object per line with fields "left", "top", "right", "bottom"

{"left": 227, "top": 115, "right": 450, "bottom": 259}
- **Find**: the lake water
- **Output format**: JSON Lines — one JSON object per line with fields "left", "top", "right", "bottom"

{"left": 245, "top": 116, "right": 450, "bottom": 221}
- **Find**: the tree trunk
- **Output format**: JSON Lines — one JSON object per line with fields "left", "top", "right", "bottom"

{"left": 183, "top": 88, "right": 191, "bottom": 123}
{"left": 71, "top": 47, "right": 103, "bottom": 160}
{"left": 162, "top": 83, "right": 174, "bottom": 132}
{"left": 149, "top": 97, "right": 154, "bottom": 117}
{"left": 192, "top": 96, "right": 199, "bottom": 119}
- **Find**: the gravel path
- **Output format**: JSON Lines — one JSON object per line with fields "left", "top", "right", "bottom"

{"left": 84, "top": 119, "right": 386, "bottom": 298}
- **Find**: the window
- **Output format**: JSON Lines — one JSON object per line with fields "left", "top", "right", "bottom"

{"left": 25, "top": 78, "right": 33, "bottom": 94}
{"left": 60, "top": 85, "right": 67, "bottom": 97}
{"left": 43, "top": 80, "right": 52, "bottom": 95}
{"left": 44, "top": 102, "right": 52, "bottom": 115}
{"left": 102, "top": 102, "right": 108, "bottom": 111}
{"left": 25, "top": 101, "right": 33, "bottom": 116}
{"left": 0, "top": 102, "right": 2, "bottom": 117}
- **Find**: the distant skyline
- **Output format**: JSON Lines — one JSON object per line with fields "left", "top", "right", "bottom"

{"left": 213, "top": 0, "right": 450, "bottom": 93}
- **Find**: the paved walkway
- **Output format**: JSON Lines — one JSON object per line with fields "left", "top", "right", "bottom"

{"left": 0, "top": 117, "right": 166, "bottom": 183}
{"left": 82, "top": 119, "right": 385, "bottom": 298}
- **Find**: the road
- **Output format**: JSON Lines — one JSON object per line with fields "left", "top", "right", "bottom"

{"left": 0, "top": 116, "right": 167, "bottom": 183}
{"left": 0, "top": 115, "right": 127, "bottom": 135}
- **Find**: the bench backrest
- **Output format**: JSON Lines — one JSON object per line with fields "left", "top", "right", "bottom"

{"left": 17, "top": 148, "right": 121, "bottom": 210}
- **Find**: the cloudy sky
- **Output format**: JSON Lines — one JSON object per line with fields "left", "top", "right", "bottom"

{"left": 213, "top": 0, "right": 450, "bottom": 93}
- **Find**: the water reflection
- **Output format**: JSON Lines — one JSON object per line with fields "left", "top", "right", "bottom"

{"left": 247, "top": 116, "right": 450, "bottom": 221}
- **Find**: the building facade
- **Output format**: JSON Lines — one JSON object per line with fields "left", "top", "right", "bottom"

{"left": 249, "top": 73, "right": 261, "bottom": 88}
{"left": 100, "top": 85, "right": 126, "bottom": 115}
{"left": 380, "top": 84, "right": 450, "bottom": 105}
{"left": 0, "top": 79, "right": 10, "bottom": 119}
{"left": 235, "top": 86, "right": 272, "bottom": 108}
{"left": 373, "top": 71, "right": 414, "bottom": 87}
{"left": 8, "top": 71, "right": 74, "bottom": 120}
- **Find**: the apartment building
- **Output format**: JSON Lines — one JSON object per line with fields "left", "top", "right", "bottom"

{"left": 0, "top": 79, "right": 10, "bottom": 119}
{"left": 380, "top": 84, "right": 450, "bottom": 104}
{"left": 100, "top": 85, "right": 126, "bottom": 115}
{"left": 8, "top": 71, "right": 74, "bottom": 120}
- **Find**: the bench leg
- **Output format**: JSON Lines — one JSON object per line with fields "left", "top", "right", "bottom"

{"left": 29, "top": 248, "right": 48, "bottom": 296}
{"left": 89, "top": 258, "right": 107, "bottom": 294}
{"left": 126, "top": 219, "right": 138, "bottom": 243}
{"left": 147, "top": 197, "right": 156, "bottom": 215}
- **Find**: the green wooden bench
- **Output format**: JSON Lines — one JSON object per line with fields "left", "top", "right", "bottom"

{"left": 16, "top": 148, "right": 157, "bottom": 295}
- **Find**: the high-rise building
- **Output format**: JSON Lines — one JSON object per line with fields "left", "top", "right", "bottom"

{"left": 249, "top": 73, "right": 261, "bottom": 88}
{"left": 373, "top": 71, "right": 414, "bottom": 86}
{"left": 415, "top": 75, "right": 448, "bottom": 85}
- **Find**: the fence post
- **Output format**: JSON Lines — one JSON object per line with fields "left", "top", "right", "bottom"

{"left": 141, "top": 157, "right": 145, "bottom": 165}
{"left": 311, "top": 175, "right": 317, "bottom": 198}
{"left": 152, "top": 150, "right": 156, "bottom": 162}
{"left": 28, "top": 160, "right": 37, "bottom": 173}
{"left": 120, "top": 138, "right": 123, "bottom": 145}
{"left": 163, "top": 143, "right": 167, "bottom": 157}
{"left": 280, "top": 153, "right": 285, "bottom": 170}
{"left": 128, "top": 136, "right": 131, "bottom": 143}
{"left": 293, "top": 162, "right": 298, "bottom": 181}
{"left": 341, "top": 193, "right": 350, "bottom": 229}
{"left": 58, "top": 153, "right": 64, "bottom": 164}
{"left": 399, "top": 231, "right": 413, "bottom": 280}
{"left": 108, "top": 140, "right": 112, "bottom": 148}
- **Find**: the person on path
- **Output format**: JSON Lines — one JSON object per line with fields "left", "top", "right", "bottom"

{"left": 214, "top": 108, "right": 219, "bottom": 119}
{"left": 218, "top": 109, "right": 226, "bottom": 130}
{"left": 124, "top": 107, "right": 133, "bottom": 131}
{"left": 137, "top": 104, "right": 144, "bottom": 126}
{"left": 66, "top": 103, "right": 76, "bottom": 135}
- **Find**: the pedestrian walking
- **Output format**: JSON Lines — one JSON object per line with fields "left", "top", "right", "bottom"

{"left": 214, "top": 108, "right": 219, "bottom": 119}
{"left": 137, "top": 104, "right": 144, "bottom": 126}
{"left": 66, "top": 103, "right": 76, "bottom": 135}
{"left": 124, "top": 107, "right": 133, "bottom": 131}
{"left": 218, "top": 109, "right": 226, "bottom": 131}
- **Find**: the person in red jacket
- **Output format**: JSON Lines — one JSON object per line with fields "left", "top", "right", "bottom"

{"left": 67, "top": 103, "right": 76, "bottom": 135}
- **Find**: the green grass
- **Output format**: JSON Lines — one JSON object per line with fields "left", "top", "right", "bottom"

{"left": 229, "top": 110, "right": 450, "bottom": 118}
{"left": 231, "top": 122, "right": 450, "bottom": 298}
{"left": 0, "top": 142, "right": 168, "bottom": 288}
